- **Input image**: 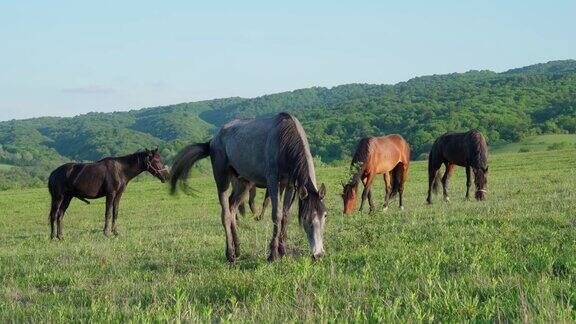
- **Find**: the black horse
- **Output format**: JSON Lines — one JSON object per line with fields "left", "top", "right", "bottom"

{"left": 427, "top": 130, "right": 489, "bottom": 204}
{"left": 48, "top": 149, "right": 169, "bottom": 239}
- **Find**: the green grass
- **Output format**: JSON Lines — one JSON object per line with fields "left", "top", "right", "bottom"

{"left": 0, "top": 164, "right": 14, "bottom": 171}
{"left": 1, "top": 149, "right": 576, "bottom": 321}
{"left": 491, "top": 134, "right": 576, "bottom": 154}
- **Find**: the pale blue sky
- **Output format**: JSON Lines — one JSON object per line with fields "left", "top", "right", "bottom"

{"left": 0, "top": 0, "right": 574, "bottom": 121}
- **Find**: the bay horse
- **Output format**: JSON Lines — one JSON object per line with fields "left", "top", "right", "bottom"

{"left": 48, "top": 149, "right": 169, "bottom": 240}
{"left": 170, "top": 113, "right": 327, "bottom": 262}
{"left": 342, "top": 135, "right": 410, "bottom": 214}
{"left": 426, "top": 130, "right": 488, "bottom": 204}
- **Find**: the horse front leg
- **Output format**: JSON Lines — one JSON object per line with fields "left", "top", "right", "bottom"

{"left": 111, "top": 190, "right": 124, "bottom": 236}
{"left": 465, "top": 166, "right": 472, "bottom": 200}
{"left": 360, "top": 175, "right": 375, "bottom": 213}
{"left": 103, "top": 194, "right": 114, "bottom": 237}
{"left": 367, "top": 189, "right": 374, "bottom": 212}
{"left": 279, "top": 185, "right": 295, "bottom": 257}
{"left": 267, "top": 179, "right": 282, "bottom": 262}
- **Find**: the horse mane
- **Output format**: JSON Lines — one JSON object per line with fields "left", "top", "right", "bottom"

{"left": 275, "top": 112, "right": 317, "bottom": 192}
{"left": 467, "top": 130, "right": 488, "bottom": 169}
{"left": 96, "top": 151, "right": 144, "bottom": 167}
{"left": 348, "top": 137, "right": 371, "bottom": 185}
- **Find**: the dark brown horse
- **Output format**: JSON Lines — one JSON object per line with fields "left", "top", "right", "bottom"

{"left": 426, "top": 130, "right": 488, "bottom": 204}
{"left": 171, "top": 113, "right": 327, "bottom": 262}
{"left": 48, "top": 149, "right": 169, "bottom": 240}
{"left": 342, "top": 135, "right": 411, "bottom": 214}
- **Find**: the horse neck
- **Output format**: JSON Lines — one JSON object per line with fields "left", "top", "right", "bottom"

{"left": 117, "top": 154, "right": 146, "bottom": 180}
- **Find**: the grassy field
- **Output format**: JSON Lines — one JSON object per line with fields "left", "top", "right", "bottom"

{"left": 0, "top": 164, "right": 14, "bottom": 171}
{"left": 491, "top": 134, "right": 576, "bottom": 154}
{"left": 1, "top": 149, "right": 575, "bottom": 321}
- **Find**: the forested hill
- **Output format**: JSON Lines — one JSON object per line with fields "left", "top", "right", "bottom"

{"left": 1, "top": 59, "right": 575, "bottom": 188}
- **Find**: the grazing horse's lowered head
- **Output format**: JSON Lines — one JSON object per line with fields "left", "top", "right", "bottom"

{"left": 342, "top": 182, "right": 358, "bottom": 215}
{"left": 474, "top": 166, "right": 488, "bottom": 201}
{"left": 170, "top": 112, "right": 327, "bottom": 262}
{"left": 298, "top": 184, "right": 327, "bottom": 260}
{"left": 142, "top": 148, "right": 170, "bottom": 183}
{"left": 341, "top": 135, "right": 411, "bottom": 214}
{"left": 426, "top": 129, "right": 489, "bottom": 204}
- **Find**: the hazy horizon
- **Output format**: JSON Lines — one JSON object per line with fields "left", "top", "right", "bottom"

{"left": 1, "top": 0, "right": 574, "bottom": 121}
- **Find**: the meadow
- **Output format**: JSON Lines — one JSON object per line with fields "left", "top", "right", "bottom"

{"left": 1, "top": 148, "right": 575, "bottom": 322}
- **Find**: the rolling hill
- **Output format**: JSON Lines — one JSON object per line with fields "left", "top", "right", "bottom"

{"left": 1, "top": 59, "right": 575, "bottom": 189}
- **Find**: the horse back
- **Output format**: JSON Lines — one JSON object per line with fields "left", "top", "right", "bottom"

{"left": 431, "top": 130, "right": 487, "bottom": 167}
{"left": 215, "top": 117, "right": 275, "bottom": 186}
{"left": 366, "top": 135, "right": 410, "bottom": 173}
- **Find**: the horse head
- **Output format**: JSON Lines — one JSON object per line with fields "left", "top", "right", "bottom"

{"left": 341, "top": 181, "right": 358, "bottom": 215}
{"left": 144, "top": 148, "right": 169, "bottom": 183}
{"left": 298, "top": 183, "right": 327, "bottom": 260}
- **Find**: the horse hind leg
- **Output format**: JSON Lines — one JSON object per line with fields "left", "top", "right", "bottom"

{"left": 257, "top": 189, "right": 271, "bottom": 221}
{"left": 49, "top": 196, "right": 63, "bottom": 240}
{"left": 248, "top": 187, "right": 257, "bottom": 215}
{"left": 383, "top": 172, "right": 392, "bottom": 210}
{"left": 398, "top": 164, "right": 409, "bottom": 210}
{"left": 427, "top": 164, "right": 441, "bottom": 204}
{"left": 56, "top": 195, "right": 72, "bottom": 240}
{"left": 442, "top": 163, "right": 455, "bottom": 202}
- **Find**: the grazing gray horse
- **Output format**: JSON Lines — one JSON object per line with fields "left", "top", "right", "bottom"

{"left": 171, "top": 112, "right": 327, "bottom": 262}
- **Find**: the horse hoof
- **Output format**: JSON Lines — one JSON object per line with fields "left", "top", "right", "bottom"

{"left": 382, "top": 206, "right": 389, "bottom": 212}
{"left": 267, "top": 252, "right": 280, "bottom": 262}
{"left": 444, "top": 197, "right": 450, "bottom": 202}
{"left": 400, "top": 206, "right": 405, "bottom": 211}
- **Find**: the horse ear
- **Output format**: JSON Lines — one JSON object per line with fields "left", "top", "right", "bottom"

{"left": 485, "top": 166, "right": 489, "bottom": 173}
{"left": 144, "top": 148, "right": 150, "bottom": 154}
{"left": 298, "top": 186, "right": 308, "bottom": 200}
{"left": 319, "top": 183, "right": 326, "bottom": 199}
{"left": 154, "top": 147, "right": 159, "bottom": 153}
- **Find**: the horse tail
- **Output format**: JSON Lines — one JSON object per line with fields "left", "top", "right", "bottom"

{"left": 390, "top": 139, "right": 410, "bottom": 198}
{"left": 170, "top": 141, "right": 211, "bottom": 194}
{"left": 389, "top": 162, "right": 406, "bottom": 199}
{"left": 77, "top": 197, "right": 90, "bottom": 204}
{"left": 348, "top": 137, "right": 371, "bottom": 184}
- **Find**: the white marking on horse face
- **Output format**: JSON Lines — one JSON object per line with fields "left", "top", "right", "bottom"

{"left": 308, "top": 212, "right": 326, "bottom": 259}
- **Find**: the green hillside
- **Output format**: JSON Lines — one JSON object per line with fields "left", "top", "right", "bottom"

{"left": 1, "top": 60, "right": 575, "bottom": 189}
{"left": 491, "top": 134, "right": 576, "bottom": 154}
